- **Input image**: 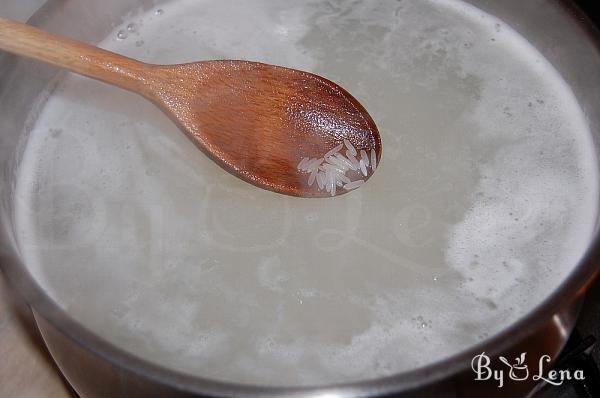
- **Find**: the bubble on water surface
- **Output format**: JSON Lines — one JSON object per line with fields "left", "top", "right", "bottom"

{"left": 127, "top": 23, "right": 138, "bottom": 33}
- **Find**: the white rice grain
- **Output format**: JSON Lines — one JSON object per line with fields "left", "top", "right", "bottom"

{"left": 359, "top": 159, "right": 368, "bottom": 176}
{"left": 371, "top": 149, "right": 377, "bottom": 170}
{"left": 344, "top": 139, "right": 357, "bottom": 156}
{"left": 324, "top": 144, "right": 344, "bottom": 159}
{"left": 301, "top": 158, "right": 316, "bottom": 172}
{"left": 360, "top": 150, "right": 370, "bottom": 167}
{"left": 334, "top": 153, "right": 356, "bottom": 170}
{"left": 297, "top": 157, "right": 310, "bottom": 171}
{"left": 307, "top": 158, "right": 323, "bottom": 172}
{"left": 337, "top": 173, "right": 351, "bottom": 184}
{"left": 327, "top": 155, "right": 351, "bottom": 170}
{"left": 345, "top": 151, "right": 360, "bottom": 169}
{"left": 308, "top": 168, "right": 317, "bottom": 186}
{"left": 326, "top": 171, "right": 335, "bottom": 194}
{"left": 316, "top": 171, "right": 325, "bottom": 190}
{"left": 344, "top": 179, "right": 365, "bottom": 190}
{"left": 320, "top": 164, "right": 346, "bottom": 174}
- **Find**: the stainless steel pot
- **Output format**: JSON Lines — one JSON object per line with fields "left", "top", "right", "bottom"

{"left": 1, "top": 0, "right": 600, "bottom": 397}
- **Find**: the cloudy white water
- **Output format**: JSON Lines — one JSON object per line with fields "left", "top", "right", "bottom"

{"left": 14, "top": 0, "right": 598, "bottom": 387}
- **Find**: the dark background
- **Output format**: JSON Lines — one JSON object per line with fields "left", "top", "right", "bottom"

{"left": 574, "top": 0, "right": 600, "bottom": 26}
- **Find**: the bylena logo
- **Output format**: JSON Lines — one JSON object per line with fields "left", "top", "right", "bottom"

{"left": 499, "top": 353, "right": 529, "bottom": 381}
{"left": 471, "top": 352, "right": 585, "bottom": 388}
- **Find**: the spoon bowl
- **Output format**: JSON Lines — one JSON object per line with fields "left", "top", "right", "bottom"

{"left": 0, "top": 17, "right": 381, "bottom": 197}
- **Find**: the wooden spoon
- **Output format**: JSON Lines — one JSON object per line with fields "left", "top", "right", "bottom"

{"left": 0, "top": 17, "right": 381, "bottom": 197}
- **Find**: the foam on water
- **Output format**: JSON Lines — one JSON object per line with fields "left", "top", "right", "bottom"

{"left": 14, "top": 0, "right": 599, "bottom": 387}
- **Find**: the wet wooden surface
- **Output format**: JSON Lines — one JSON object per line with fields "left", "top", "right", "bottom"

{"left": 0, "top": 273, "right": 72, "bottom": 398}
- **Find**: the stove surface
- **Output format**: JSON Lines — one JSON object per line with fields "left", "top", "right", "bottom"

{"left": 531, "top": 276, "right": 600, "bottom": 398}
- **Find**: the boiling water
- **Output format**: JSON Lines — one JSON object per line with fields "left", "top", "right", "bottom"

{"left": 15, "top": 0, "right": 599, "bottom": 387}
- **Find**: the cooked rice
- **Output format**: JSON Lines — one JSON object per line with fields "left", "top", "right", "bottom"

{"left": 316, "top": 171, "right": 325, "bottom": 189}
{"left": 345, "top": 151, "right": 360, "bottom": 169}
{"left": 298, "top": 143, "right": 377, "bottom": 195}
{"left": 297, "top": 157, "right": 310, "bottom": 170}
{"left": 343, "top": 180, "right": 365, "bottom": 190}
{"left": 308, "top": 168, "right": 317, "bottom": 186}
{"left": 338, "top": 173, "right": 351, "bottom": 184}
{"left": 321, "top": 164, "right": 346, "bottom": 174}
{"left": 344, "top": 139, "right": 357, "bottom": 156}
{"left": 360, "top": 150, "right": 369, "bottom": 167}
{"left": 370, "top": 149, "right": 377, "bottom": 170}
{"left": 359, "top": 159, "right": 368, "bottom": 176}
{"left": 324, "top": 144, "right": 344, "bottom": 159}
{"left": 333, "top": 153, "right": 355, "bottom": 170}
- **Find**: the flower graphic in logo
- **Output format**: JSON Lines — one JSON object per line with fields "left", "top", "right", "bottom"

{"left": 499, "top": 353, "right": 529, "bottom": 381}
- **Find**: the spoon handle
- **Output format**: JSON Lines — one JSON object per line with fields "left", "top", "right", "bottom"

{"left": 0, "top": 17, "right": 149, "bottom": 93}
